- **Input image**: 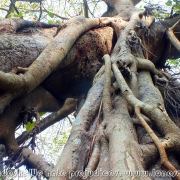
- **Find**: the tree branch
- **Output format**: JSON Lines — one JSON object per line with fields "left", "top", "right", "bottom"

{"left": 16, "top": 98, "right": 77, "bottom": 145}
{"left": 43, "top": 8, "right": 69, "bottom": 20}
{"left": 167, "top": 20, "right": 180, "bottom": 53}
{"left": 37, "top": 0, "right": 43, "bottom": 21}
{"left": 0, "top": 16, "right": 114, "bottom": 113}
{"left": 22, "top": 148, "right": 53, "bottom": 178}
{"left": 10, "top": 0, "right": 21, "bottom": 17}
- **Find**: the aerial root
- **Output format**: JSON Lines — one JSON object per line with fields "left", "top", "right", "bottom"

{"left": 3, "top": 145, "right": 23, "bottom": 169}
{"left": 136, "top": 57, "right": 163, "bottom": 77}
{"left": 85, "top": 141, "right": 100, "bottom": 176}
{"left": 20, "top": 107, "right": 40, "bottom": 126}
{"left": 166, "top": 20, "right": 180, "bottom": 52}
{"left": 85, "top": 100, "right": 102, "bottom": 177}
{"left": 0, "top": 93, "right": 14, "bottom": 114}
{"left": 135, "top": 106, "right": 180, "bottom": 180}
{"left": 110, "top": 56, "right": 180, "bottom": 180}
{"left": 102, "top": 55, "right": 112, "bottom": 118}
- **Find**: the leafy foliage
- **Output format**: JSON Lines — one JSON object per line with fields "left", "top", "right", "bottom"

{"left": 0, "top": 0, "right": 106, "bottom": 23}
{"left": 26, "top": 121, "right": 35, "bottom": 132}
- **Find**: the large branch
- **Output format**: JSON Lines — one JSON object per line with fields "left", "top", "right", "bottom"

{"left": 22, "top": 148, "right": 53, "bottom": 178}
{"left": 0, "top": 16, "right": 116, "bottom": 113}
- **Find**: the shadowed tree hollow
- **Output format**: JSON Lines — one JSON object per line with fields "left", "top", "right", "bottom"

{"left": 0, "top": 0, "right": 180, "bottom": 179}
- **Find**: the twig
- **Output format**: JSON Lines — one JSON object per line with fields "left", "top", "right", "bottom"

{"left": 0, "top": 8, "right": 8, "bottom": 11}
{"left": 97, "top": 100, "right": 103, "bottom": 126}
{"left": 43, "top": 8, "right": 69, "bottom": 20}
{"left": 83, "top": 0, "right": 89, "bottom": 18}
{"left": 10, "top": 0, "right": 22, "bottom": 18}
{"left": 37, "top": 0, "right": 43, "bottom": 21}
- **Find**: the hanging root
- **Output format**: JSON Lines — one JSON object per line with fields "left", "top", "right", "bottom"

{"left": 135, "top": 106, "right": 180, "bottom": 179}
{"left": 102, "top": 55, "right": 112, "bottom": 118}
{"left": 166, "top": 20, "right": 180, "bottom": 52}
{"left": 85, "top": 141, "right": 100, "bottom": 176}
{"left": 111, "top": 55, "right": 180, "bottom": 180}
{"left": 84, "top": 54, "right": 112, "bottom": 177}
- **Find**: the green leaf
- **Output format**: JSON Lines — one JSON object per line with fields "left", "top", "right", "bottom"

{"left": 48, "top": 12, "right": 54, "bottom": 18}
{"left": 55, "top": 20, "right": 60, "bottom": 24}
{"left": 18, "top": 11, "right": 23, "bottom": 18}
{"left": 24, "top": 10, "right": 30, "bottom": 14}
{"left": 174, "top": 5, "right": 180, "bottom": 11}
{"left": 48, "top": 20, "right": 53, "bottom": 24}
{"left": 26, "top": 121, "right": 35, "bottom": 132}
{"left": 11, "top": 8, "right": 15, "bottom": 13}
{"left": 39, "top": 112, "right": 46, "bottom": 117}
{"left": 24, "top": 4, "right": 28, "bottom": 8}
{"left": 166, "top": 0, "right": 172, "bottom": 6}
{"left": 32, "top": 3, "right": 37, "bottom": 9}
{"left": 7, "top": 14, "right": 12, "bottom": 18}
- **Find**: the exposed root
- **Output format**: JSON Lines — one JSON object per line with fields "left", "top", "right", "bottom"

{"left": 111, "top": 12, "right": 154, "bottom": 63}
{"left": 136, "top": 57, "right": 163, "bottom": 77}
{"left": 112, "top": 59, "right": 180, "bottom": 179}
{"left": 135, "top": 106, "right": 180, "bottom": 180}
{"left": 85, "top": 100, "right": 102, "bottom": 171}
{"left": 50, "top": 77, "right": 104, "bottom": 180}
{"left": 86, "top": 141, "right": 100, "bottom": 173}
